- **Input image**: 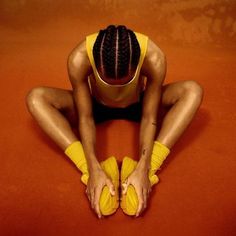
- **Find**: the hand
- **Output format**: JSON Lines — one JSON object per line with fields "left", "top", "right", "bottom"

{"left": 86, "top": 167, "right": 115, "bottom": 219}
{"left": 122, "top": 166, "right": 152, "bottom": 217}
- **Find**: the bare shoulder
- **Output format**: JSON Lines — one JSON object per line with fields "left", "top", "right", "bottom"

{"left": 67, "top": 39, "right": 92, "bottom": 82}
{"left": 141, "top": 37, "right": 166, "bottom": 80}
{"left": 146, "top": 38, "right": 165, "bottom": 61}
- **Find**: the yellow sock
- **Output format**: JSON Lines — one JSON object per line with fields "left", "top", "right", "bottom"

{"left": 64, "top": 141, "right": 119, "bottom": 216}
{"left": 99, "top": 157, "right": 119, "bottom": 215}
{"left": 64, "top": 141, "right": 89, "bottom": 185}
{"left": 149, "top": 141, "right": 170, "bottom": 176}
{"left": 120, "top": 157, "right": 159, "bottom": 216}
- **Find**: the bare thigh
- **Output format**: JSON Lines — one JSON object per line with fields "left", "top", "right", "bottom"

{"left": 38, "top": 86, "right": 78, "bottom": 127}
{"left": 153, "top": 80, "right": 202, "bottom": 125}
{"left": 161, "top": 80, "right": 200, "bottom": 106}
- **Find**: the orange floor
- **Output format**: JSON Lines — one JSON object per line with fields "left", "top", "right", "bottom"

{"left": 0, "top": 1, "right": 236, "bottom": 236}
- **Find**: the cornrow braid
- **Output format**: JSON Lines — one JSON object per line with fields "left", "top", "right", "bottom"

{"left": 93, "top": 29, "right": 106, "bottom": 74}
{"left": 93, "top": 25, "right": 140, "bottom": 80}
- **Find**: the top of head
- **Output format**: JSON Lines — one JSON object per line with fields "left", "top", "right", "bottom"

{"left": 92, "top": 25, "right": 141, "bottom": 86}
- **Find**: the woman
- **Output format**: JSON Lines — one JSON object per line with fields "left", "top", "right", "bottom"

{"left": 25, "top": 25, "right": 203, "bottom": 218}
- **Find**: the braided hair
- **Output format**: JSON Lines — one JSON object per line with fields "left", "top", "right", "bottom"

{"left": 93, "top": 25, "right": 140, "bottom": 81}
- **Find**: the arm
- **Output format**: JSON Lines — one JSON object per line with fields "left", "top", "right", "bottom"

{"left": 137, "top": 41, "right": 166, "bottom": 172}
{"left": 67, "top": 41, "right": 100, "bottom": 172}
{"left": 67, "top": 41, "right": 115, "bottom": 218}
{"left": 122, "top": 39, "right": 166, "bottom": 217}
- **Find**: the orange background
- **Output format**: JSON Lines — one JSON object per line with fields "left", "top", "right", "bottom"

{"left": 0, "top": 1, "right": 236, "bottom": 235}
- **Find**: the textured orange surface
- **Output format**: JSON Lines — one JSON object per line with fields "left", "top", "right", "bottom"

{"left": 0, "top": 1, "right": 236, "bottom": 236}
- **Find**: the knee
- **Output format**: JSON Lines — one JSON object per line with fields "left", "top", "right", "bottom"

{"left": 183, "top": 80, "right": 204, "bottom": 103}
{"left": 25, "top": 86, "right": 47, "bottom": 112}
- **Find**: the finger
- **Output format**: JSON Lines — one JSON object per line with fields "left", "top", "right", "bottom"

{"left": 86, "top": 188, "right": 90, "bottom": 201}
{"left": 122, "top": 180, "right": 130, "bottom": 195}
{"left": 143, "top": 189, "right": 148, "bottom": 209}
{"left": 136, "top": 189, "right": 144, "bottom": 217}
{"left": 149, "top": 187, "right": 152, "bottom": 194}
{"left": 106, "top": 179, "right": 115, "bottom": 196}
{"left": 94, "top": 188, "right": 102, "bottom": 219}
{"left": 90, "top": 189, "right": 95, "bottom": 209}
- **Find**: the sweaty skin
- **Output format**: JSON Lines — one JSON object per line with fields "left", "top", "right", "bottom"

{"left": 26, "top": 28, "right": 203, "bottom": 218}
{"left": 67, "top": 38, "right": 166, "bottom": 218}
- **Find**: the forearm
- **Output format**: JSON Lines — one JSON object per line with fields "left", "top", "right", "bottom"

{"left": 137, "top": 117, "right": 157, "bottom": 172}
{"left": 136, "top": 43, "right": 166, "bottom": 173}
{"left": 71, "top": 83, "right": 101, "bottom": 173}
{"left": 78, "top": 117, "right": 101, "bottom": 172}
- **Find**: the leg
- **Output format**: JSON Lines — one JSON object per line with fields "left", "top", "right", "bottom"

{"left": 25, "top": 86, "right": 119, "bottom": 216}
{"left": 120, "top": 80, "right": 203, "bottom": 216}
{"left": 157, "top": 80, "right": 203, "bottom": 148}
{"left": 25, "top": 86, "right": 78, "bottom": 150}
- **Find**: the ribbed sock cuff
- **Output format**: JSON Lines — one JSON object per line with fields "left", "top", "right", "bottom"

{"left": 149, "top": 141, "right": 170, "bottom": 176}
{"left": 64, "top": 141, "right": 88, "bottom": 175}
